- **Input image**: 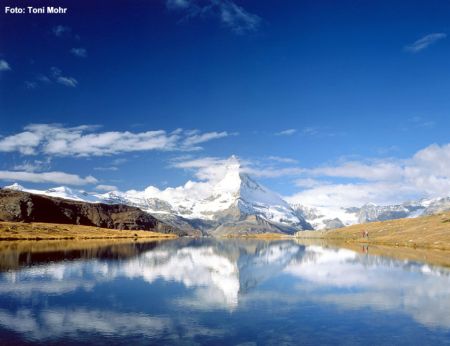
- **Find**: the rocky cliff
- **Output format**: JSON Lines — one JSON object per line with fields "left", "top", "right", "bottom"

{"left": 0, "top": 189, "right": 189, "bottom": 235}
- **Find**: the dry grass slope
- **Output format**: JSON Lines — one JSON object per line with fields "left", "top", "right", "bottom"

{"left": 0, "top": 221, "right": 178, "bottom": 240}
{"left": 296, "top": 211, "right": 450, "bottom": 250}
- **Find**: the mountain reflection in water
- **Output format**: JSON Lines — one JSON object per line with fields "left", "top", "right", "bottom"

{"left": 0, "top": 238, "right": 449, "bottom": 345}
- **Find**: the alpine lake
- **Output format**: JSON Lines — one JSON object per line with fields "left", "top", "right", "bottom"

{"left": 0, "top": 237, "right": 449, "bottom": 345}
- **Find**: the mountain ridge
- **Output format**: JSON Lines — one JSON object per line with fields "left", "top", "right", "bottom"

{"left": 0, "top": 189, "right": 193, "bottom": 235}
{"left": 2, "top": 158, "right": 311, "bottom": 234}
{"left": 4, "top": 157, "right": 450, "bottom": 232}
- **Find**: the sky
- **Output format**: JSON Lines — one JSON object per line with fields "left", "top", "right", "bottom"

{"left": 1, "top": 0, "right": 450, "bottom": 207}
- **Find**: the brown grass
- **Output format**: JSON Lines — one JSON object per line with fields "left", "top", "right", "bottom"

{"left": 223, "top": 232, "right": 292, "bottom": 239}
{"left": 296, "top": 211, "right": 450, "bottom": 251}
{"left": 0, "top": 221, "right": 177, "bottom": 240}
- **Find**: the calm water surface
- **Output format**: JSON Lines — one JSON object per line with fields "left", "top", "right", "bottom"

{"left": 0, "top": 238, "right": 450, "bottom": 345}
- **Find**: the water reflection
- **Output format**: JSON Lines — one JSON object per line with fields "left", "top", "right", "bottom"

{"left": 284, "top": 246, "right": 450, "bottom": 328}
{"left": 0, "top": 239, "right": 449, "bottom": 344}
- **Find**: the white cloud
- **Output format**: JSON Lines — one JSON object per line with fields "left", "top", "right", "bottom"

{"left": 301, "top": 127, "right": 319, "bottom": 136}
{"left": 95, "top": 184, "right": 118, "bottom": 191}
{"left": 171, "top": 155, "right": 304, "bottom": 181}
{"left": 70, "top": 47, "right": 87, "bottom": 58}
{"left": 171, "top": 156, "right": 231, "bottom": 182}
{"left": 94, "top": 158, "right": 128, "bottom": 171}
{"left": 245, "top": 166, "right": 304, "bottom": 178}
{"left": 218, "top": 1, "right": 261, "bottom": 34}
{"left": 56, "top": 76, "right": 78, "bottom": 87}
{"left": 287, "top": 143, "right": 450, "bottom": 207}
{"left": 37, "top": 74, "right": 51, "bottom": 83}
{"left": 152, "top": 143, "right": 450, "bottom": 208}
{"left": 166, "top": 0, "right": 192, "bottom": 9}
{"left": 12, "top": 158, "right": 51, "bottom": 172}
{"left": 267, "top": 156, "right": 298, "bottom": 164}
{"left": 94, "top": 166, "right": 118, "bottom": 171}
{"left": 286, "top": 182, "right": 418, "bottom": 208}
{"left": 183, "top": 131, "right": 230, "bottom": 147}
{"left": 49, "top": 67, "right": 78, "bottom": 87}
{"left": 166, "top": 0, "right": 261, "bottom": 34}
{"left": 0, "top": 170, "right": 97, "bottom": 185}
{"left": 25, "top": 81, "right": 37, "bottom": 89}
{"left": 12, "top": 163, "right": 38, "bottom": 172}
{"left": 29, "top": 67, "right": 78, "bottom": 88}
{"left": 0, "top": 59, "right": 11, "bottom": 71}
{"left": 52, "top": 25, "right": 71, "bottom": 37}
{"left": 0, "top": 124, "right": 230, "bottom": 157}
{"left": 0, "top": 308, "right": 171, "bottom": 340}
{"left": 300, "top": 126, "right": 344, "bottom": 138}
{"left": 275, "top": 129, "right": 297, "bottom": 136}
{"left": 310, "top": 160, "right": 404, "bottom": 181}
{"left": 40, "top": 126, "right": 178, "bottom": 156}
{"left": 405, "top": 33, "right": 447, "bottom": 52}
{"left": 0, "top": 130, "right": 42, "bottom": 155}
{"left": 294, "top": 178, "right": 324, "bottom": 188}
{"left": 51, "top": 67, "right": 62, "bottom": 77}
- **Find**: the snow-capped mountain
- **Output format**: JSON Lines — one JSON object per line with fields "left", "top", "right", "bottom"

{"left": 291, "top": 204, "right": 357, "bottom": 230}
{"left": 356, "top": 201, "right": 425, "bottom": 223}
{"left": 3, "top": 157, "right": 311, "bottom": 234}
{"left": 105, "top": 157, "right": 312, "bottom": 234}
{"left": 292, "top": 197, "right": 450, "bottom": 230}
{"left": 4, "top": 156, "right": 450, "bottom": 232}
{"left": 3, "top": 183, "right": 98, "bottom": 202}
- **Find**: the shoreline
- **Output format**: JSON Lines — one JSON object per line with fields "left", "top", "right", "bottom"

{"left": 0, "top": 221, "right": 178, "bottom": 241}
{"left": 295, "top": 211, "right": 450, "bottom": 251}
{"left": 2, "top": 210, "right": 450, "bottom": 251}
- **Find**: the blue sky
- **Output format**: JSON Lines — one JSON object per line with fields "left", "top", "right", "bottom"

{"left": 1, "top": 0, "right": 450, "bottom": 207}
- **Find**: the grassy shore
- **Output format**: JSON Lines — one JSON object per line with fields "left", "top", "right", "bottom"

{"left": 0, "top": 221, "right": 178, "bottom": 240}
{"left": 223, "top": 232, "right": 292, "bottom": 239}
{"left": 296, "top": 211, "right": 450, "bottom": 251}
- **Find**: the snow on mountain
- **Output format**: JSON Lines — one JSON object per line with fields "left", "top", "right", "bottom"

{"left": 4, "top": 156, "right": 450, "bottom": 232}
{"left": 5, "top": 184, "right": 99, "bottom": 203}
{"left": 1, "top": 157, "right": 311, "bottom": 233}
{"left": 3, "top": 183, "right": 92, "bottom": 201}
{"left": 421, "top": 197, "right": 450, "bottom": 215}
{"left": 3, "top": 183, "right": 25, "bottom": 191}
{"left": 292, "top": 197, "right": 450, "bottom": 230}
{"left": 109, "top": 157, "right": 310, "bottom": 232}
{"left": 356, "top": 201, "right": 425, "bottom": 223}
{"left": 292, "top": 204, "right": 357, "bottom": 230}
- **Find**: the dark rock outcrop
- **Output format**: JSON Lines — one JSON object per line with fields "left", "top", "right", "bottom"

{"left": 0, "top": 189, "right": 187, "bottom": 235}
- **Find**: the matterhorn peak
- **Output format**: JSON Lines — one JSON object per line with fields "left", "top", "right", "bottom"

{"left": 222, "top": 155, "right": 254, "bottom": 180}
{"left": 214, "top": 156, "right": 247, "bottom": 193}
{"left": 224, "top": 155, "right": 241, "bottom": 172}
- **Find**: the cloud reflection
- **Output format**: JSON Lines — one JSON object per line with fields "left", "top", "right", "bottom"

{"left": 283, "top": 246, "right": 450, "bottom": 328}
{"left": 1, "top": 239, "right": 450, "bottom": 343}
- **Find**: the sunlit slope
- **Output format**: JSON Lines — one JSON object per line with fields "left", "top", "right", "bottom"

{"left": 297, "top": 211, "right": 450, "bottom": 250}
{"left": 0, "top": 221, "right": 178, "bottom": 240}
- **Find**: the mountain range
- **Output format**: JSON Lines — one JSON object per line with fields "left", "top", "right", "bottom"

{"left": 2, "top": 156, "right": 450, "bottom": 234}
{"left": 292, "top": 197, "right": 450, "bottom": 230}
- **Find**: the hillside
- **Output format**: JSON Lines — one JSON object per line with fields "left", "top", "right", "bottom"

{"left": 0, "top": 221, "right": 177, "bottom": 241}
{"left": 296, "top": 211, "right": 450, "bottom": 250}
{"left": 0, "top": 189, "right": 193, "bottom": 236}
